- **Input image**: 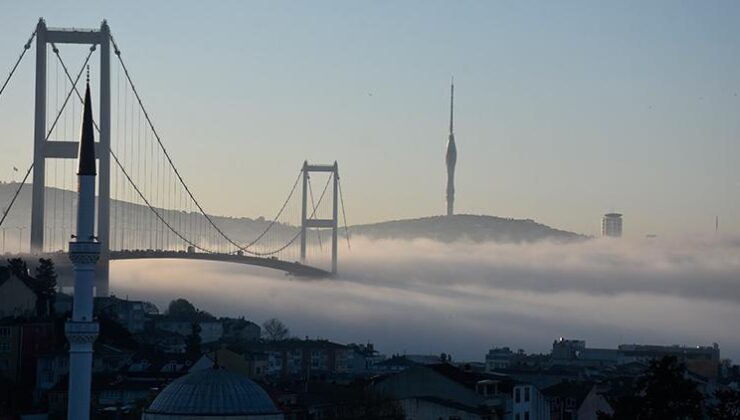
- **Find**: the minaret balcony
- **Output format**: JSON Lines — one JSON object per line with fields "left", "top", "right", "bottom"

{"left": 65, "top": 321, "right": 99, "bottom": 345}
{"left": 68, "top": 241, "right": 101, "bottom": 264}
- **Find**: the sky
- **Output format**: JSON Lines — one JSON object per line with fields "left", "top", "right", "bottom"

{"left": 1, "top": 1, "right": 739, "bottom": 237}
{"left": 111, "top": 235, "right": 740, "bottom": 361}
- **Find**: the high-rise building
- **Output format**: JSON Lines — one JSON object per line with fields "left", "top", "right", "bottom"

{"left": 602, "top": 213, "right": 623, "bottom": 237}
{"left": 445, "top": 78, "right": 457, "bottom": 216}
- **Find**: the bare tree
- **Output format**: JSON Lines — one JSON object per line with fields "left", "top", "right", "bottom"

{"left": 262, "top": 318, "right": 289, "bottom": 341}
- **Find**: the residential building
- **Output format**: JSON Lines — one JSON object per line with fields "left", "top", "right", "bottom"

{"left": 542, "top": 382, "right": 613, "bottom": 420}
{"left": 151, "top": 314, "right": 223, "bottom": 344}
{"left": 95, "top": 295, "right": 154, "bottom": 333}
{"left": 486, "top": 347, "right": 516, "bottom": 371}
{"left": 551, "top": 337, "right": 721, "bottom": 379}
{"left": 512, "top": 382, "right": 550, "bottom": 420}
{"left": 551, "top": 338, "right": 618, "bottom": 368}
{"left": 35, "top": 351, "right": 69, "bottom": 400}
{"left": 0, "top": 323, "right": 20, "bottom": 382}
{"left": 248, "top": 339, "right": 360, "bottom": 379}
{"left": 190, "top": 347, "right": 268, "bottom": 379}
{"left": 617, "top": 343, "right": 721, "bottom": 379}
{"left": 372, "top": 363, "right": 516, "bottom": 419}
{"left": 601, "top": 213, "right": 623, "bottom": 237}
{"left": 372, "top": 355, "right": 418, "bottom": 374}
{"left": 221, "top": 318, "right": 261, "bottom": 342}
{"left": 0, "top": 267, "right": 37, "bottom": 318}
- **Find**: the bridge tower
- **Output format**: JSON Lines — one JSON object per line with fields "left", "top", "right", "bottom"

{"left": 300, "top": 161, "right": 340, "bottom": 275}
{"left": 30, "top": 19, "right": 111, "bottom": 296}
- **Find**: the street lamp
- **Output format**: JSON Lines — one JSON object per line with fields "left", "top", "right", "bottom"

{"left": 16, "top": 226, "right": 26, "bottom": 253}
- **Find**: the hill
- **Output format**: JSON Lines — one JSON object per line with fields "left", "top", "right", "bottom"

{"left": 348, "top": 214, "right": 586, "bottom": 243}
{"left": 2, "top": 183, "right": 585, "bottom": 250}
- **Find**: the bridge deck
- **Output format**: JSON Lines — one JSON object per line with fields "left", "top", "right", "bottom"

{"left": 8, "top": 251, "right": 331, "bottom": 278}
{"left": 108, "top": 250, "right": 331, "bottom": 277}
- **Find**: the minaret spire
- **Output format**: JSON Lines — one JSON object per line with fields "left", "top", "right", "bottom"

{"left": 445, "top": 77, "right": 457, "bottom": 217}
{"left": 77, "top": 77, "right": 96, "bottom": 176}
{"left": 66, "top": 73, "right": 100, "bottom": 420}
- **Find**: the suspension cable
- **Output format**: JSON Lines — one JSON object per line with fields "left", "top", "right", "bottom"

{"left": 0, "top": 27, "right": 36, "bottom": 100}
{"left": 307, "top": 175, "right": 323, "bottom": 249}
{"left": 1, "top": 50, "right": 92, "bottom": 230}
{"left": 108, "top": 31, "right": 310, "bottom": 255}
{"left": 338, "top": 176, "right": 351, "bottom": 250}
{"left": 257, "top": 172, "right": 333, "bottom": 256}
{"left": 56, "top": 46, "right": 297, "bottom": 256}
{"left": 0, "top": 164, "right": 34, "bottom": 228}
{"left": 107, "top": 33, "right": 238, "bottom": 246}
{"left": 238, "top": 171, "right": 302, "bottom": 250}
{"left": 108, "top": 149, "right": 210, "bottom": 252}
{"left": 46, "top": 45, "right": 94, "bottom": 139}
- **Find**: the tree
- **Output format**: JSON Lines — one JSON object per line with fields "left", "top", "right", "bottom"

{"left": 97, "top": 313, "right": 139, "bottom": 350}
{"left": 166, "top": 298, "right": 197, "bottom": 318}
{"left": 262, "top": 318, "right": 289, "bottom": 341}
{"left": 6, "top": 258, "right": 28, "bottom": 279}
{"left": 709, "top": 389, "right": 740, "bottom": 420}
{"left": 185, "top": 321, "right": 202, "bottom": 359}
{"left": 603, "top": 356, "right": 704, "bottom": 420}
{"left": 34, "top": 258, "right": 57, "bottom": 317}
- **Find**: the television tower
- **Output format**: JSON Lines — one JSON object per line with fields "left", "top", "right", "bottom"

{"left": 65, "top": 74, "right": 100, "bottom": 420}
{"left": 716, "top": 215, "right": 719, "bottom": 235}
{"left": 446, "top": 78, "right": 457, "bottom": 216}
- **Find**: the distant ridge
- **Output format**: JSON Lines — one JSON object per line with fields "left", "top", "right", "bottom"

{"left": 348, "top": 214, "right": 586, "bottom": 244}
{"left": 1, "top": 184, "right": 585, "bottom": 248}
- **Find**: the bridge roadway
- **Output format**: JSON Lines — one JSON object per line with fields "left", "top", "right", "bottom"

{"left": 108, "top": 250, "right": 331, "bottom": 277}
{"left": 7, "top": 250, "right": 331, "bottom": 278}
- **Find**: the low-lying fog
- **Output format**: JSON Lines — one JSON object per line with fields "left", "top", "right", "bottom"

{"left": 110, "top": 235, "right": 740, "bottom": 361}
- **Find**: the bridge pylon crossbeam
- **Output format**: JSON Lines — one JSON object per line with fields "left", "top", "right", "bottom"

{"left": 29, "top": 18, "right": 111, "bottom": 296}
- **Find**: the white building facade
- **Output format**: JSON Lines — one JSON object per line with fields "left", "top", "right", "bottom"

{"left": 601, "top": 213, "right": 623, "bottom": 237}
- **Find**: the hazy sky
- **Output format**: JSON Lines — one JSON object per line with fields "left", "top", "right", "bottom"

{"left": 1, "top": 1, "right": 739, "bottom": 237}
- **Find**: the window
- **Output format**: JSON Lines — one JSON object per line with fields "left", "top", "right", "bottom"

{"left": 0, "top": 359, "right": 9, "bottom": 371}
{"left": 515, "top": 414, "right": 520, "bottom": 420}
{"left": 0, "top": 342, "right": 10, "bottom": 353}
{"left": 515, "top": 388, "right": 521, "bottom": 403}
{"left": 0, "top": 327, "right": 9, "bottom": 338}
{"left": 525, "top": 386, "right": 530, "bottom": 402}
{"left": 524, "top": 412, "right": 530, "bottom": 420}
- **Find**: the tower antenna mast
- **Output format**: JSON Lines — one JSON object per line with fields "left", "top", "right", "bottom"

{"left": 445, "top": 77, "right": 457, "bottom": 217}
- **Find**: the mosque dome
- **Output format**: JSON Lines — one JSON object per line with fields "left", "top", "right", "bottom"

{"left": 142, "top": 368, "right": 283, "bottom": 420}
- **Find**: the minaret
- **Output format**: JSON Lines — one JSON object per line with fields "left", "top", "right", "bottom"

{"left": 65, "top": 70, "right": 100, "bottom": 420}
{"left": 445, "top": 78, "right": 457, "bottom": 216}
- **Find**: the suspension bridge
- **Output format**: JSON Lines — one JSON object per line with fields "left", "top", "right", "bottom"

{"left": 0, "top": 19, "right": 351, "bottom": 295}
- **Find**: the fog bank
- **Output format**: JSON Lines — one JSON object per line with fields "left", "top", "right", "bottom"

{"left": 110, "top": 235, "right": 740, "bottom": 361}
